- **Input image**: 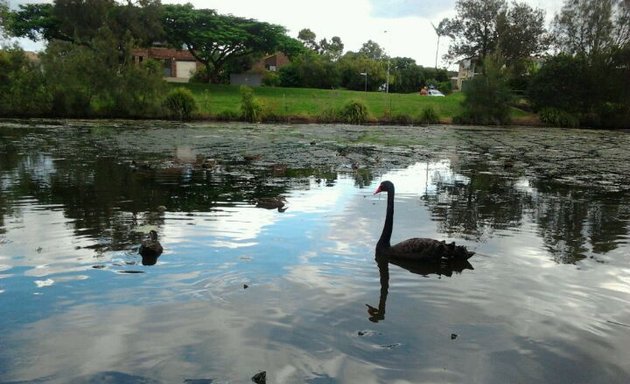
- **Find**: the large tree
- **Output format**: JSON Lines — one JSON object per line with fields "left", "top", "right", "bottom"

{"left": 529, "top": 0, "right": 630, "bottom": 128}
{"left": 497, "top": 2, "right": 549, "bottom": 69}
{"left": 552, "top": 0, "right": 629, "bottom": 58}
{"left": 6, "top": 0, "right": 163, "bottom": 56}
{"left": 4, "top": 0, "right": 166, "bottom": 117}
{"left": 278, "top": 53, "right": 340, "bottom": 89}
{"left": 319, "top": 36, "right": 344, "bottom": 60}
{"left": 358, "top": 39, "right": 386, "bottom": 60}
{"left": 297, "top": 28, "right": 318, "bottom": 51}
{"left": 162, "top": 4, "right": 287, "bottom": 83}
{"left": 441, "top": 0, "right": 506, "bottom": 62}
{"left": 0, "top": 47, "right": 50, "bottom": 116}
{"left": 388, "top": 57, "right": 424, "bottom": 93}
{"left": 338, "top": 51, "right": 387, "bottom": 91}
{"left": 0, "top": 0, "right": 9, "bottom": 42}
{"left": 296, "top": 28, "right": 344, "bottom": 60}
{"left": 441, "top": 0, "right": 548, "bottom": 70}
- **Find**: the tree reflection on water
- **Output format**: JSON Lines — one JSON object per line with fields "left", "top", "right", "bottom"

{"left": 421, "top": 158, "right": 630, "bottom": 264}
{"left": 0, "top": 123, "right": 628, "bottom": 264}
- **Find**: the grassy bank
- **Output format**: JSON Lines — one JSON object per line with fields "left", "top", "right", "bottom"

{"left": 175, "top": 83, "right": 536, "bottom": 124}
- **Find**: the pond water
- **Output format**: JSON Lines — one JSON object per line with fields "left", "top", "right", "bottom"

{"left": 0, "top": 121, "right": 629, "bottom": 384}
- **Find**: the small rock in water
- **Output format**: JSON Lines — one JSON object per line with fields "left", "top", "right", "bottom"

{"left": 251, "top": 371, "right": 266, "bottom": 384}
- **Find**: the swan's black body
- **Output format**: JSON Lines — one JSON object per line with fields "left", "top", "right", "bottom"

{"left": 374, "top": 180, "right": 474, "bottom": 263}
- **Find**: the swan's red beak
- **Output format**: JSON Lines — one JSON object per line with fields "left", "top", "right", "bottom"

{"left": 374, "top": 185, "right": 383, "bottom": 195}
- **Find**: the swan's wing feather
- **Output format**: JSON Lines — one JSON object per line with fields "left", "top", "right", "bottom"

{"left": 388, "top": 238, "right": 473, "bottom": 261}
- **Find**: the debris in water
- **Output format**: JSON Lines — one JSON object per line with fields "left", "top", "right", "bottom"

{"left": 380, "top": 343, "right": 402, "bottom": 349}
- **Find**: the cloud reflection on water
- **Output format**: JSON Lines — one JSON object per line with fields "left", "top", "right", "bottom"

{"left": 2, "top": 124, "right": 630, "bottom": 383}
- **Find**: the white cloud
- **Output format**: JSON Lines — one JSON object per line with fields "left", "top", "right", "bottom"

{"left": 369, "top": 0, "right": 457, "bottom": 18}
{"left": 172, "top": 0, "right": 564, "bottom": 68}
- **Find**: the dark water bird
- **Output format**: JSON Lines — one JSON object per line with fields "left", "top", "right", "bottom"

{"left": 200, "top": 157, "right": 217, "bottom": 170}
{"left": 138, "top": 230, "right": 163, "bottom": 265}
{"left": 271, "top": 163, "right": 288, "bottom": 176}
{"left": 255, "top": 196, "right": 288, "bottom": 212}
{"left": 130, "top": 160, "right": 153, "bottom": 171}
{"left": 373, "top": 180, "right": 474, "bottom": 262}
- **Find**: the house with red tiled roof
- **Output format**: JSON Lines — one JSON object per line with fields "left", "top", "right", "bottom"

{"left": 230, "top": 52, "right": 290, "bottom": 87}
{"left": 132, "top": 47, "right": 201, "bottom": 82}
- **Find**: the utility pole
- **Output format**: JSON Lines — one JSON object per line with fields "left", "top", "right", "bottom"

{"left": 360, "top": 72, "right": 367, "bottom": 92}
{"left": 384, "top": 30, "right": 390, "bottom": 94}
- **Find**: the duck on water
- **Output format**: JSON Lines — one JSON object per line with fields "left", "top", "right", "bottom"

{"left": 138, "top": 230, "right": 163, "bottom": 266}
{"left": 373, "top": 180, "right": 474, "bottom": 263}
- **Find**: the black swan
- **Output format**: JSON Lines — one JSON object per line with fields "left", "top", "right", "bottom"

{"left": 374, "top": 180, "right": 474, "bottom": 262}
{"left": 139, "top": 230, "right": 163, "bottom": 265}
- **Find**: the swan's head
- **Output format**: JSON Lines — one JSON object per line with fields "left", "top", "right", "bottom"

{"left": 148, "top": 230, "right": 159, "bottom": 241}
{"left": 374, "top": 180, "right": 394, "bottom": 195}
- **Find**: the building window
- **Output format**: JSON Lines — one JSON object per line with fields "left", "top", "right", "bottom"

{"left": 163, "top": 59, "right": 173, "bottom": 77}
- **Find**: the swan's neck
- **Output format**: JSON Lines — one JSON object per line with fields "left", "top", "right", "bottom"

{"left": 377, "top": 189, "right": 394, "bottom": 249}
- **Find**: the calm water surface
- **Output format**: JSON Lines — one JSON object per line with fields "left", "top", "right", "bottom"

{"left": 0, "top": 121, "right": 629, "bottom": 383}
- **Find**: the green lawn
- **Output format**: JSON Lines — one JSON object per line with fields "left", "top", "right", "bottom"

{"left": 176, "top": 83, "right": 462, "bottom": 121}
{"left": 175, "top": 83, "right": 536, "bottom": 124}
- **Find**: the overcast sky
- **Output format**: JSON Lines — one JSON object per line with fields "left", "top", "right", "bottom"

{"left": 8, "top": 0, "right": 564, "bottom": 68}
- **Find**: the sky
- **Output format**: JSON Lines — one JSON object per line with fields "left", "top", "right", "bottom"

{"left": 6, "top": 0, "right": 565, "bottom": 69}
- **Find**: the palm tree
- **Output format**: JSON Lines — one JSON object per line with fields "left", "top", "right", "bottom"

{"left": 431, "top": 20, "right": 450, "bottom": 69}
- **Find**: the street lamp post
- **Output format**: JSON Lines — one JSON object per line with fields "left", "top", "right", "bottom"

{"left": 360, "top": 72, "right": 367, "bottom": 92}
{"left": 384, "top": 30, "right": 390, "bottom": 94}
{"left": 386, "top": 59, "right": 390, "bottom": 94}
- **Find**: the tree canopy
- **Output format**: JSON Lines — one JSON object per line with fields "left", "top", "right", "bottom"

{"left": 528, "top": 0, "right": 630, "bottom": 128}
{"left": 2, "top": 0, "right": 166, "bottom": 118}
{"left": 0, "top": 0, "right": 10, "bottom": 42}
{"left": 358, "top": 40, "right": 386, "bottom": 60}
{"left": 441, "top": 0, "right": 548, "bottom": 71}
{"left": 297, "top": 28, "right": 318, "bottom": 51}
{"left": 496, "top": 2, "right": 549, "bottom": 69}
{"left": 6, "top": 0, "right": 163, "bottom": 54}
{"left": 162, "top": 4, "right": 287, "bottom": 83}
{"left": 552, "top": 0, "right": 629, "bottom": 58}
{"left": 441, "top": 0, "right": 506, "bottom": 62}
{"left": 297, "top": 28, "right": 344, "bottom": 60}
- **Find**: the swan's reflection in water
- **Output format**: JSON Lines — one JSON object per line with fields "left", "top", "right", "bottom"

{"left": 366, "top": 252, "right": 474, "bottom": 322}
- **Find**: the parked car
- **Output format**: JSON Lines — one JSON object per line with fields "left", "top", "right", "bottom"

{"left": 427, "top": 89, "right": 445, "bottom": 97}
